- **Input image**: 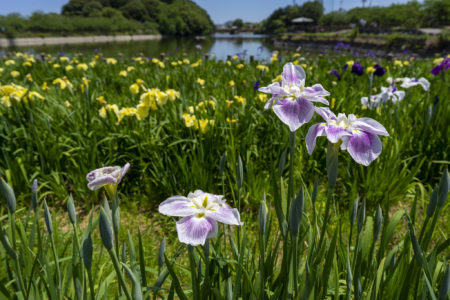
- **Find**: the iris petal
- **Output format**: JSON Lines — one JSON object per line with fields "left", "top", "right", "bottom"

{"left": 347, "top": 131, "right": 382, "bottom": 166}
{"left": 352, "top": 118, "right": 389, "bottom": 136}
{"left": 207, "top": 204, "right": 243, "bottom": 225}
{"left": 281, "top": 62, "right": 305, "bottom": 86}
{"left": 273, "top": 98, "right": 314, "bottom": 132}
{"left": 176, "top": 216, "right": 217, "bottom": 246}
{"left": 158, "top": 196, "right": 198, "bottom": 217}
{"left": 305, "top": 123, "right": 327, "bottom": 154}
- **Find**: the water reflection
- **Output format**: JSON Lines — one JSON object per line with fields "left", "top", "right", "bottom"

{"left": 1, "top": 33, "right": 275, "bottom": 60}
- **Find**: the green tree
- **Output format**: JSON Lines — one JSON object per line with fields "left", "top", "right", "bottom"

{"left": 83, "top": 1, "right": 103, "bottom": 17}
{"left": 232, "top": 18, "right": 244, "bottom": 28}
{"left": 298, "top": 1, "right": 324, "bottom": 24}
{"left": 423, "top": 0, "right": 450, "bottom": 26}
{"left": 120, "top": 0, "right": 149, "bottom": 22}
{"left": 62, "top": 0, "right": 90, "bottom": 15}
{"left": 100, "top": 7, "right": 124, "bottom": 18}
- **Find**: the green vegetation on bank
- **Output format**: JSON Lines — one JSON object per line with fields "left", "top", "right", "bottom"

{"left": 0, "top": 0, "right": 214, "bottom": 38}
{"left": 259, "top": 0, "right": 449, "bottom": 34}
{"left": 320, "top": 0, "right": 449, "bottom": 28}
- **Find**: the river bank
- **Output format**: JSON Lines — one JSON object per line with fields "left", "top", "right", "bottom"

{"left": 274, "top": 33, "right": 449, "bottom": 57}
{"left": 0, "top": 34, "right": 162, "bottom": 48}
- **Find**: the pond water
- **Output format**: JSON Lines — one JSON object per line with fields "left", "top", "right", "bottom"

{"left": 3, "top": 33, "right": 277, "bottom": 60}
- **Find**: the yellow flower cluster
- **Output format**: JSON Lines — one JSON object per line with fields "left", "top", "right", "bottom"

{"left": 393, "top": 60, "right": 409, "bottom": 67}
{"left": 98, "top": 84, "right": 181, "bottom": 123}
{"left": 270, "top": 51, "right": 279, "bottom": 63}
{"left": 182, "top": 113, "right": 215, "bottom": 133}
{"left": 182, "top": 99, "right": 217, "bottom": 133}
{"left": 151, "top": 58, "right": 165, "bottom": 68}
{"left": 256, "top": 65, "right": 269, "bottom": 72}
{"left": 197, "top": 78, "right": 205, "bottom": 87}
{"left": 53, "top": 77, "right": 73, "bottom": 90}
{"left": 366, "top": 66, "right": 376, "bottom": 74}
{"left": 106, "top": 58, "right": 117, "bottom": 65}
{"left": 191, "top": 59, "right": 202, "bottom": 68}
{"left": 0, "top": 84, "right": 44, "bottom": 107}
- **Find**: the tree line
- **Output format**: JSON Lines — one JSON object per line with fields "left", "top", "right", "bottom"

{"left": 258, "top": 0, "right": 449, "bottom": 34}
{"left": 0, "top": 0, "right": 214, "bottom": 37}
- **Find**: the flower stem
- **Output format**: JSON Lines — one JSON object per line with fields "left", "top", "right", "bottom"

{"left": 316, "top": 142, "right": 338, "bottom": 259}
{"left": 108, "top": 248, "right": 131, "bottom": 300}
{"left": 188, "top": 246, "right": 199, "bottom": 299}
{"left": 49, "top": 231, "right": 61, "bottom": 299}
{"left": 10, "top": 213, "right": 27, "bottom": 298}
{"left": 288, "top": 130, "right": 296, "bottom": 215}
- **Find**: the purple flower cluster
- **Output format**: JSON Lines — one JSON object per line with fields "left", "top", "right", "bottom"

{"left": 373, "top": 64, "right": 386, "bottom": 77}
{"left": 336, "top": 42, "right": 351, "bottom": 48}
{"left": 342, "top": 62, "right": 364, "bottom": 76}
{"left": 431, "top": 58, "right": 449, "bottom": 76}
{"left": 330, "top": 69, "right": 341, "bottom": 80}
{"left": 253, "top": 80, "right": 260, "bottom": 91}
{"left": 351, "top": 62, "right": 364, "bottom": 76}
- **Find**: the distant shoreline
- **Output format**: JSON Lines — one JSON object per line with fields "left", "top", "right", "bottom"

{"left": 0, "top": 34, "right": 162, "bottom": 48}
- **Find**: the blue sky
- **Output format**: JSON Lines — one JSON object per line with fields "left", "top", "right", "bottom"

{"left": 2, "top": 0, "right": 416, "bottom": 23}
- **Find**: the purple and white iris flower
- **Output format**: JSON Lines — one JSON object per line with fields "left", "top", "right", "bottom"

{"left": 159, "top": 190, "right": 243, "bottom": 246}
{"left": 306, "top": 108, "right": 389, "bottom": 166}
{"left": 361, "top": 86, "right": 405, "bottom": 108}
{"left": 258, "top": 63, "right": 330, "bottom": 132}
{"left": 387, "top": 77, "right": 430, "bottom": 91}
{"left": 86, "top": 163, "right": 130, "bottom": 192}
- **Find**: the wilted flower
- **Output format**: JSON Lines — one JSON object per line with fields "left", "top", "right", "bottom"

{"left": 158, "top": 190, "right": 242, "bottom": 246}
{"left": 258, "top": 62, "right": 330, "bottom": 132}
{"left": 306, "top": 107, "right": 389, "bottom": 166}
{"left": 86, "top": 163, "right": 130, "bottom": 196}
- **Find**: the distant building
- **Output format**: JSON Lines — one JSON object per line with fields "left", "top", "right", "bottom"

{"left": 292, "top": 17, "right": 314, "bottom": 32}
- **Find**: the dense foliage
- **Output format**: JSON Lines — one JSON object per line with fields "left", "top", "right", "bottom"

{"left": 320, "top": 0, "right": 450, "bottom": 28}
{"left": 259, "top": 2, "right": 324, "bottom": 34}
{"left": 0, "top": 0, "right": 213, "bottom": 37}
{"left": 0, "top": 12, "right": 154, "bottom": 37}
{"left": 62, "top": 0, "right": 214, "bottom": 35}
{"left": 0, "top": 45, "right": 449, "bottom": 299}
{"left": 0, "top": 50, "right": 448, "bottom": 209}
{"left": 259, "top": 0, "right": 449, "bottom": 33}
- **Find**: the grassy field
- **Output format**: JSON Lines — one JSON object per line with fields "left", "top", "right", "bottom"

{"left": 0, "top": 49, "right": 449, "bottom": 299}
